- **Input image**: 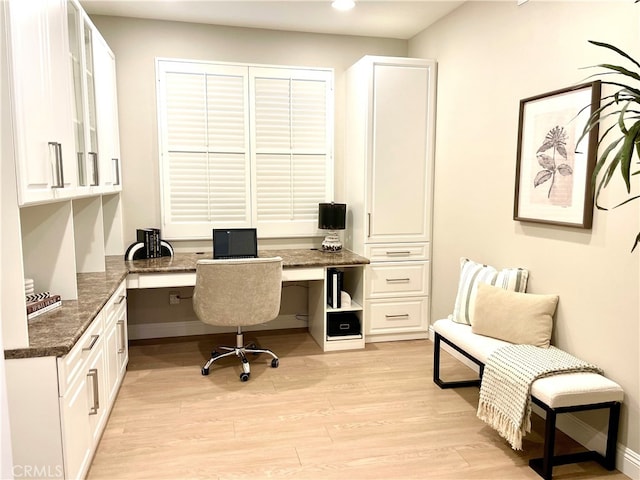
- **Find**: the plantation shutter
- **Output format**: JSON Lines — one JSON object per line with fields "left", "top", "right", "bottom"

{"left": 250, "top": 68, "right": 333, "bottom": 237}
{"left": 158, "top": 61, "right": 250, "bottom": 238}
{"left": 157, "top": 60, "right": 333, "bottom": 239}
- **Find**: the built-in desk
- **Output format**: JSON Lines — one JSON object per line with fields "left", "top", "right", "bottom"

{"left": 126, "top": 249, "right": 370, "bottom": 352}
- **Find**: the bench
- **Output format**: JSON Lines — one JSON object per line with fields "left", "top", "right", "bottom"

{"left": 432, "top": 318, "right": 624, "bottom": 480}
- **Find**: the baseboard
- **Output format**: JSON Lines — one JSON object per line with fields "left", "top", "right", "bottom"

{"left": 128, "top": 315, "right": 307, "bottom": 340}
{"left": 427, "top": 325, "right": 640, "bottom": 480}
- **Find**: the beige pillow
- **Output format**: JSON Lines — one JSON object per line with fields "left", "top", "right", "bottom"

{"left": 471, "top": 283, "right": 559, "bottom": 348}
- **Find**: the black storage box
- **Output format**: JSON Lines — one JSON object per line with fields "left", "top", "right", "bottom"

{"left": 327, "top": 312, "right": 361, "bottom": 337}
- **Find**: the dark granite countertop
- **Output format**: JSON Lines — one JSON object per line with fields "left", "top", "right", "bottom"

{"left": 5, "top": 257, "right": 128, "bottom": 360}
{"left": 126, "top": 249, "right": 370, "bottom": 273}
{"left": 6, "top": 249, "right": 368, "bottom": 360}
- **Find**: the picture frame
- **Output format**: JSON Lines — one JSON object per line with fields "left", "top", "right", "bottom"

{"left": 513, "top": 81, "right": 601, "bottom": 228}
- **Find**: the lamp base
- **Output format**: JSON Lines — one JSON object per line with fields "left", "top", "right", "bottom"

{"left": 321, "top": 231, "right": 342, "bottom": 252}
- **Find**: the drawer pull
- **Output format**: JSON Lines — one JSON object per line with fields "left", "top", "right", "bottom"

{"left": 89, "top": 152, "right": 99, "bottom": 186}
{"left": 87, "top": 369, "right": 99, "bottom": 415}
{"left": 112, "top": 158, "right": 120, "bottom": 186}
{"left": 385, "top": 251, "right": 411, "bottom": 256}
{"left": 385, "top": 314, "right": 410, "bottom": 320}
{"left": 117, "top": 319, "right": 126, "bottom": 353}
{"left": 386, "top": 278, "right": 410, "bottom": 283}
{"left": 49, "top": 142, "right": 64, "bottom": 188}
{"left": 83, "top": 334, "right": 100, "bottom": 351}
{"left": 114, "top": 295, "right": 126, "bottom": 305}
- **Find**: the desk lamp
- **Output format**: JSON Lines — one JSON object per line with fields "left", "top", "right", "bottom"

{"left": 318, "top": 202, "right": 346, "bottom": 252}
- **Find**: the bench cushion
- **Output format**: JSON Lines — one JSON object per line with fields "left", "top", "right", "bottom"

{"left": 433, "top": 318, "right": 624, "bottom": 409}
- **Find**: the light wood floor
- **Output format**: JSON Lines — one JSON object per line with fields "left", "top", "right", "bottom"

{"left": 88, "top": 330, "right": 628, "bottom": 480}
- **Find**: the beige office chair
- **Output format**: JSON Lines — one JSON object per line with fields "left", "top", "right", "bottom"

{"left": 192, "top": 257, "right": 283, "bottom": 381}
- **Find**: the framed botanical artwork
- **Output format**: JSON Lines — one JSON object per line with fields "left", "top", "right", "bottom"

{"left": 513, "top": 81, "right": 601, "bottom": 228}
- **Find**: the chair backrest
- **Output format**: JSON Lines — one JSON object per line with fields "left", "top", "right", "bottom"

{"left": 192, "top": 257, "right": 283, "bottom": 327}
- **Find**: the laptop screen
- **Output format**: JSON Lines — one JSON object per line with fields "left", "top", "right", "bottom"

{"left": 212, "top": 228, "right": 258, "bottom": 259}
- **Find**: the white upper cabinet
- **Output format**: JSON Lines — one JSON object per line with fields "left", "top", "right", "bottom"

{"left": 67, "top": 0, "right": 101, "bottom": 192}
{"left": 93, "top": 32, "right": 121, "bottom": 192}
{"left": 4, "top": 0, "right": 121, "bottom": 206}
{"left": 345, "top": 57, "right": 436, "bottom": 247}
{"left": 5, "top": 0, "right": 78, "bottom": 205}
{"left": 367, "top": 63, "right": 432, "bottom": 243}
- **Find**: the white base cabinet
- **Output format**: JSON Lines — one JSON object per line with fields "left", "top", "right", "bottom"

{"left": 344, "top": 56, "right": 436, "bottom": 342}
{"left": 5, "top": 282, "right": 128, "bottom": 480}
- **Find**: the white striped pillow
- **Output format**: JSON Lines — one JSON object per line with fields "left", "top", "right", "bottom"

{"left": 450, "top": 257, "right": 529, "bottom": 325}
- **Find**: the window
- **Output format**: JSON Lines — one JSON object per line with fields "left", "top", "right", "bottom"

{"left": 156, "top": 59, "right": 334, "bottom": 239}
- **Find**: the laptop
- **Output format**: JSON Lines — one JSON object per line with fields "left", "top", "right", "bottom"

{"left": 213, "top": 228, "right": 258, "bottom": 259}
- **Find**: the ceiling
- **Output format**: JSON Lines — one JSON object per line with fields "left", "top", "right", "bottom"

{"left": 80, "top": 0, "right": 465, "bottom": 40}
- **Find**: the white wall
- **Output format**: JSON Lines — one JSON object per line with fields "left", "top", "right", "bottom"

{"left": 409, "top": 0, "right": 639, "bottom": 467}
{"left": 90, "top": 15, "right": 407, "bottom": 251}
{"left": 0, "top": 8, "right": 15, "bottom": 477}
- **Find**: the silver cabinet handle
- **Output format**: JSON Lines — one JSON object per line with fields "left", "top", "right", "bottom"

{"left": 49, "top": 142, "right": 64, "bottom": 188}
{"left": 385, "top": 314, "right": 410, "bottom": 320}
{"left": 367, "top": 213, "right": 371, "bottom": 238}
{"left": 386, "top": 278, "right": 411, "bottom": 283}
{"left": 89, "top": 152, "right": 99, "bottom": 186}
{"left": 87, "top": 369, "right": 99, "bottom": 415}
{"left": 82, "top": 334, "right": 100, "bottom": 351}
{"left": 77, "top": 152, "right": 86, "bottom": 186}
{"left": 385, "top": 251, "right": 411, "bottom": 256}
{"left": 112, "top": 158, "right": 120, "bottom": 185}
{"left": 117, "top": 319, "right": 126, "bottom": 354}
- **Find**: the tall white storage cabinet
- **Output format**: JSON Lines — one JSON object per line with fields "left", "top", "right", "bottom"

{"left": 344, "top": 56, "right": 436, "bottom": 342}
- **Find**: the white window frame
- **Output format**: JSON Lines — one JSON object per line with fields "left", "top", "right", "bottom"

{"left": 156, "top": 58, "right": 334, "bottom": 240}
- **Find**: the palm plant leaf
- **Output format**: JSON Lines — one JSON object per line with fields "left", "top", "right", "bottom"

{"left": 581, "top": 41, "right": 640, "bottom": 248}
{"left": 588, "top": 40, "right": 640, "bottom": 69}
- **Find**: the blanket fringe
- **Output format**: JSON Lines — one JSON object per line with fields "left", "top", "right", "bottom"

{"left": 477, "top": 399, "right": 531, "bottom": 450}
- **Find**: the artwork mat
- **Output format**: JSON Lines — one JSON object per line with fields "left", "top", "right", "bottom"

{"left": 514, "top": 81, "right": 601, "bottom": 228}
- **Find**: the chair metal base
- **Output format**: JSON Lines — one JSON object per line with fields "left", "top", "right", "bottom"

{"left": 201, "top": 327, "right": 279, "bottom": 381}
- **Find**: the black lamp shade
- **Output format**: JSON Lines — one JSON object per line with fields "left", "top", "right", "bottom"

{"left": 318, "top": 203, "right": 346, "bottom": 230}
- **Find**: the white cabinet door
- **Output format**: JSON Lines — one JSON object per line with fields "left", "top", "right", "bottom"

{"left": 86, "top": 341, "right": 108, "bottom": 444}
{"left": 59, "top": 372, "right": 92, "bottom": 480}
{"left": 367, "top": 63, "right": 433, "bottom": 243}
{"left": 67, "top": 1, "right": 101, "bottom": 192}
{"left": 6, "top": 0, "right": 77, "bottom": 205}
{"left": 93, "top": 32, "right": 121, "bottom": 192}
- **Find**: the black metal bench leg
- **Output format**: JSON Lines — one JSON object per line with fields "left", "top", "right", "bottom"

{"left": 605, "top": 402, "right": 620, "bottom": 470}
{"left": 433, "top": 333, "right": 442, "bottom": 385}
{"left": 542, "top": 409, "right": 557, "bottom": 480}
{"left": 432, "top": 332, "right": 482, "bottom": 389}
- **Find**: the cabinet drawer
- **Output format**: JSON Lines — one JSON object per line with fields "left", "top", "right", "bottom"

{"left": 365, "top": 243, "right": 429, "bottom": 262}
{"left": 105, "top": 281, "right": 127, "bottom": 325}
{"left": 366, "top": 297, "right": 428, "bottom": 334}
{"left": 58, "top": 311, "right": 104, "bottom": 397}
{"left": 366, "top": 262, "right": 429, "bottom": 298}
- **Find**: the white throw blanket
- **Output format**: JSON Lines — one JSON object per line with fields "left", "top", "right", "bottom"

{"left": 477, "top": 344, "right": 603, "bottom": 450}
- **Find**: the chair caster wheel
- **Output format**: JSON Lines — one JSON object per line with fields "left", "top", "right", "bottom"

{"left": 240, "top": 372, "right": 250, "bottom": 382}
{"left": 271, "top": 358, "right": 279, "bottom": 368}
{"left": 201, "top": 367, "right": 209, "bottom": 376}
